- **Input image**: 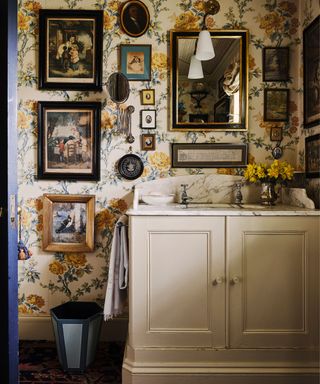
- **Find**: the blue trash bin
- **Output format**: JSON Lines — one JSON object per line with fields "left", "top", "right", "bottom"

{"left": 51, "top": 301, "right": 103, "bottom": 373}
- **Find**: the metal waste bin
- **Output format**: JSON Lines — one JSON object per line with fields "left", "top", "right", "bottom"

{"left": 51, "top": 301, "right": 103, "bottom": 373}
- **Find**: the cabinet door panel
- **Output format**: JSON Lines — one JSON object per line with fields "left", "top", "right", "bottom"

{"left": 227, "top": 216, "right": 319, "bottom": 349}
{"left": 129, "top": 216, "right": 225, "bottom": 348}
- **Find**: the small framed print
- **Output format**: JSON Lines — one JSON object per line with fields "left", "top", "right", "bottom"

{"left": 262, "top": 47, "right": 289, "bottom": 82}
{"left": 264, "top": 89, "right": 289, "bottom": 122}
{"left": 140, "top": 109, "right": 156, "bottom": 129}
{"left": 120, "top": 0, "right": 150, "bottom": 38}
{"left": 42, "top": 194, "right": 95, "bottom": 252}
{"left": 305, "top": 134, "right": 320, "bottom": 178}
{"left": 120, "top": 44, "right": 151, "bottom": 81}
{"left": 141, "top": 133, "right": 155, "bottom": 151}
{"left": 38, "top": 9, "right": 103, "bottom": 90}
{"left": 140, "top": 89, "right": 155, "bottom": 105}
{"left": 270, "top": 126, "right": 283, "bottom": 141}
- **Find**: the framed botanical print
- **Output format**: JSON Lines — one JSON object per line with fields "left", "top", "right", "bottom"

{"left": 38, "top": 9, "right": 103, "bottom": 90}
{"left": 305, "top": 134, "right": 320, "bottom": 178}
{"left": 43, "top": 194, "right": 95, "bottom": 252}
{"left": 264, "top": 89, "right": 289, "bottom": 122}
{"left": 120, "top": 0, "right": 150, "bottom": 38}
{"left": 140, "top": 109, "right": 156, "bottom": 128}
{"left": 140, "top": 89, "right": 155, "bottom": 105}
{"left": 262, "top": 47, "right": 289, "bottom": 82}
{"left": 303, "top": 16, "right": 320, "bottom": 128}
{"left": 38, "top": 101, "right": 101, "bottom": 181}
{"left": 120, "top": 44, "right": 152, "bottom": 81}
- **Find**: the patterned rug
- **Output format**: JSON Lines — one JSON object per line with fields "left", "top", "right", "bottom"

{"left": 19, "top": 340, "right": 124, "bottom": 384}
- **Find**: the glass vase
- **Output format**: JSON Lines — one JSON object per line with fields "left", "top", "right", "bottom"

{"left": 260, "top": 182, "right": 278, "bottom": 205}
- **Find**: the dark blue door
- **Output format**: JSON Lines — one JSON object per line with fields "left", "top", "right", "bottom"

{"left": 0, "top": 1, "right": 18, "bottom": 382}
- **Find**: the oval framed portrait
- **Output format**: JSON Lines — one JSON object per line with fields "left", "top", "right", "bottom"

{"left": 120, "top": 0, "right": 150, "bottom": 38}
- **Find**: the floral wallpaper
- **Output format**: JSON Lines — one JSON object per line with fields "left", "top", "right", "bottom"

{"left": 18, "top": 0, "right": 319, "bottom": 317}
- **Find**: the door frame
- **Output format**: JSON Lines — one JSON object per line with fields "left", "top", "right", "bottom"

{"left": 0, "top": 0, "right": 18, "bottom": 382}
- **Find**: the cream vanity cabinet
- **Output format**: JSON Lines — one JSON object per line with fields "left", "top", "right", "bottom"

{"left": 124, "top": 212, "right": 319, "bottom": 383}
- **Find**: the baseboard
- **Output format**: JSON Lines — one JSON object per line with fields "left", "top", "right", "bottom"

{"left": 19, "top": 315, "right": 128, "bottom": 342}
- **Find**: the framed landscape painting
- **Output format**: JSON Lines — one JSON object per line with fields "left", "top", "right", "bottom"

{"left": 305, "top": 134, "right": 320, "bottom": 178}
{"left": 264, "top": 89, "right": 289, "bottom": 122}
{"left": 38, "top": 9, "right": 103, "bottom": 90}
{"left": 43, "top": 194, "right": 95, "bottom": 252}
{"left": 38, "top": 101, "right": 101, "bottom": 181}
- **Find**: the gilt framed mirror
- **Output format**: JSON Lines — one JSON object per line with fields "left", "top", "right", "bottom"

{"left": 170, "top": 29, "right": 249, "bottom": 131}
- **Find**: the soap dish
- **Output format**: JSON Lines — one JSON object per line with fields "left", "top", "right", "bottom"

{"left": 141, "top": 193, "right": 175, "bottom": 206}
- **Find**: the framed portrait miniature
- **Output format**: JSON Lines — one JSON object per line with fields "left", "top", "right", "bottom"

{"left": 141, "top": 133, "right": 155, "bottom": 151}
{"left": 270, "top": 126, "right": 283, "bottom": 142}
{"left": 120, "top": 0, "right": 150, "bottom": 38}
{"left": 37, "top": 101, "right": 101, "bottom": 181}
{"left": 140, "top": 89, "right": 155, "bottom": 105}
{"left": 38, "top": 9, "right": 103, "bottom": 90}
{"left": 264, "top": 89, "right": 289, "bottom": 122}
{"left": 43, "top": 194, "right": 95, "bottom": 252}
{"left": 305, "top": 134, "right": 320, "bottom": 178}
{"left": 120, "top": 44, "right": 152, "bottom": 81}
{"left": 303, "top": 16, "right": 320, "bottom": 128}
{"left": 262, "top": 47, "right": 289, "bottom": 82}
{"left": 140, "top": 109, "right": 156, "bottom": 129}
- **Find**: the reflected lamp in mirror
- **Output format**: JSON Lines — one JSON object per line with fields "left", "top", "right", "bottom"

{"left": 188, "top": 55, "right": 203, "bottom": 79}
{"left": 170, "top": 29, "right": 249, "bottom": 131}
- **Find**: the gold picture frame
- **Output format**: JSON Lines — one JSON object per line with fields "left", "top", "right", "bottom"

{"left": 141, "top": 133, "right": 155, "bottom": 150}
{"left": 270, "top": 126, "right": 283, "bottom": 141}
{"left": 140, "top": 89, "right": 155, "bottom": 105}
{"left": 43, "top": 194, "right": 95, "bottom": 252}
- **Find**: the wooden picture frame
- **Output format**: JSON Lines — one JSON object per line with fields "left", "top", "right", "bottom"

{"left": 270, "top": 126, "right": 283, "bottom": 142}
{"left": 140, "top": 109, "right": 156, "bottom": 129}
{"left": 120, "top": 0, "right": 150, "bottom": 38}
{"left": 305, "top": 134, "right": 320, "bottom": 178}
{"left": 303, "top": 16, "right": 320, "bottom": 128}
{"left": 38, "top": 101, "right": 101, "bottom": 181}
{"left": 171, "top": 143, "right": 248, "bottom": 168}
{"left": 120, "top": 44, "right": 152, "bottom": 81}
{"left": 264, "top": 89, "right": 289, "bottom": 122}
{"left": 262, "top": 47, "right": 289, "bottom": 82}
{"left": 140, "top": 89, "right": 155, "bottom": 105}
{"left": 38, "top": 9, "right": 103, "bottom": 90}
{"left": 42, "top": 194, "right": 95, "bottom": 252}
{"left": 141, "top": 133, "right": 155, "bottom": 151}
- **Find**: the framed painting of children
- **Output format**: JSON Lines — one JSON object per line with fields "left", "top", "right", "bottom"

{"left": 38, "top": 9, "right": 103, "bottom": 90}
{"left": 37, "top": 101, "right": 101, "bottom": 180}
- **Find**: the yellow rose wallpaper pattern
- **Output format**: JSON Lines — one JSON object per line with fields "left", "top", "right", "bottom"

{"left": 17, "top": 0, "right": 319, "bottom": 316}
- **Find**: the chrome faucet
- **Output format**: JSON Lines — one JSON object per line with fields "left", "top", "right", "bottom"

{"left": 180, "top": 184, "right": 193, "bottom": 207}
{"left": 235, "top": 182, "right": 243, "bottom": 205}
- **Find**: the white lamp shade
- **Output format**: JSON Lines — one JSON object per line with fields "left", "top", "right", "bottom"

{"left": 188, "top": 55, "right": 204, "bottom": 79}
{"left": 195, "top": 30, "right": 215, "bottom": 61}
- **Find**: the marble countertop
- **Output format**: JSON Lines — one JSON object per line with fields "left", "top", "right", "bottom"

{"left": 127, "top": 203, "right": 320, "bottom": 216}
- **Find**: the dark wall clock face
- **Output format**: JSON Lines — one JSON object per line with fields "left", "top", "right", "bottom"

{"left": 118, "top": 153, "right": 144, "bottom": 180}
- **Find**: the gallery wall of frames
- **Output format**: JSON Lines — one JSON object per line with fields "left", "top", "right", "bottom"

{"left": 17, "top": 0, "right": 319, "bottom": 316}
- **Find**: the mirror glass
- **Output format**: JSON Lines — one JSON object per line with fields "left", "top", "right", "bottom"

{"left": 107, "top": 72, "right": 130, "bottom": 104}
{"left": 170, "top": 30, "right": 248, "bottom": 131}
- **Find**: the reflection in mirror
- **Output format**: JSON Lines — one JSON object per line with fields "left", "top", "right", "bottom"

{"left": 170, "top": 30, "right": 248, "bottom": 131}
{"left": 106, "top": 72, "right": 135, "bottom": 142}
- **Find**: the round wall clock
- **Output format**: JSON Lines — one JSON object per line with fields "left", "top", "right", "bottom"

{"left": 117, "top": 153, "right": 144, "bottom": 180}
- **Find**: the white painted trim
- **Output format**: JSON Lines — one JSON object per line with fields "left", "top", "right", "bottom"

{"left": 19, "top": 315, "right": 128, "bottom": 342}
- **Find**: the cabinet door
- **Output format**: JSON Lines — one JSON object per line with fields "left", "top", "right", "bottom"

{"left": 129, "top": 216, "right": 225, "bottom": 348}
{"left": 227, "top": 216, "right": 319, "bottom": 349}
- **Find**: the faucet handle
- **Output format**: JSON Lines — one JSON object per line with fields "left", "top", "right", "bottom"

{"left": 181, "top": 184, "right": 188, "bottom": 191}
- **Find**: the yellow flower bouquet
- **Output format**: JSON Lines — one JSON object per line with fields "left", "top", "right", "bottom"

{"left": 244, "top": 160, "right": 294, "bottom": 184}
{"left": 244, "top": 160, "right": 294, "bottom": 205}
